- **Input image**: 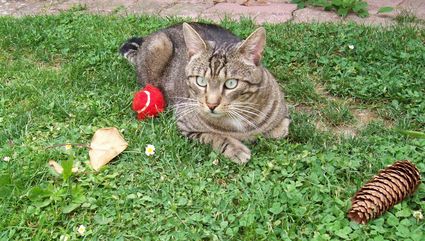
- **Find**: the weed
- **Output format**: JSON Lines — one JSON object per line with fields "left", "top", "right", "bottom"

{"left": 395, "top": 9, "right": 424, "bottom": 25}
{"left": 291, "top": 0, "right": 369, "bottom": 17}
{"left": 320, "top": 100, "right": 354, "bottom": 126}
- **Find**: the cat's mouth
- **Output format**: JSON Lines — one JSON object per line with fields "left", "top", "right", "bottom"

{"left": 200, "top": 102, "right": 225, "bottom": 117}
{"left": 207, "top": 111, "right": 223, "bottom": 117}
{"left": 202, "top": 107, "right": 225, "bottom": 117}
{"left": 202, "top": 109, "right": 221, "bottom": 116}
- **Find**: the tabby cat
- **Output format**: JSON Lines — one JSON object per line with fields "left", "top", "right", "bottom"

{"left": 120, "top": 22, "right": 290, "bottom": 164}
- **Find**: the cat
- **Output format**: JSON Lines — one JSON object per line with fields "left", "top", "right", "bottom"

{"left": 120, "top": 22, "right": 290, "bottom": 164}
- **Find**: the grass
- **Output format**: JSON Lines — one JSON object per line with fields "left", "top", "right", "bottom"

{"left": 395, "top": 9, "right": 425, "bottom": 26}
{"left": 320, "top": 100, "right": 354, "bottom": 127}
{"left": 0, "top": 11, "right": 424, "bottom": 240}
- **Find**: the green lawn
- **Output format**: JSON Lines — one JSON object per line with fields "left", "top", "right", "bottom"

{"left": 0, "top": 10, "right": 424, "bottom": 240}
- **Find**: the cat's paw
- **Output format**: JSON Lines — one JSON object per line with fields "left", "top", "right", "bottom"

{"left": 267, "top": 117, "right": 290, "bottom": 139}
{"left": 222, "top": 139, "right": 251, "bottom": 164}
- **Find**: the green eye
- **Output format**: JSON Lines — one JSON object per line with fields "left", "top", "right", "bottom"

{"left": 224, "top": 79, "right": 238, "bottom": 89}
{"left": 196, "top": 76, "right": 207, "bottom": 87}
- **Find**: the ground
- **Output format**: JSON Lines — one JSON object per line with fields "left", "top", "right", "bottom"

{"left": 1, "top": 0, "right": 425, "bottom": 25}
{"left": 0, "top": 1, "right": 424, "bottom": 241}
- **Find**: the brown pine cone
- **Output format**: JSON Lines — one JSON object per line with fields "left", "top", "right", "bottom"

{"left": 347, "top": 160, "right": 421, "bottom": 224}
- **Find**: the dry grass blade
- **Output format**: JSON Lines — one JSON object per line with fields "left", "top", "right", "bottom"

{"left": 48, "top": 160, "right": 79, "bottom": 174}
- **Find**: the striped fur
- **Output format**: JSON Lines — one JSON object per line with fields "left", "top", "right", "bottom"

{"left": 120, "top": 23, "right": 290, "bottom": 164}
{"left": 120, "top": 37, "right": 144, "bottom": 65}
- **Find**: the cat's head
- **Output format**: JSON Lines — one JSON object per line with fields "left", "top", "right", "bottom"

{"left": 182, "top": 23, "right": 266, "bottom": 118}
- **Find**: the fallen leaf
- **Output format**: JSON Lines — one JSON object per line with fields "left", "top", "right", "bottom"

{"left": 89, "top": 127, "right": 128, "bottom": 171}
{"left": 48, "top": 160, "right": 79, "bottom": 175}
{"left": 49, "top": 160, "right": 64, "bottom": 174}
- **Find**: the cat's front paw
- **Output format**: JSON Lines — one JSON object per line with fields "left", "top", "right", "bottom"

{"left": 222, "top": 139, "right": 251, "bottom": 164}
{"left": 267, "top": 117, "right": 290, "bottom": 139}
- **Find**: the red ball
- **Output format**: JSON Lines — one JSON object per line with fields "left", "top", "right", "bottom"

{"left": 132, "top": 84, "right": 166, "bottom": 120}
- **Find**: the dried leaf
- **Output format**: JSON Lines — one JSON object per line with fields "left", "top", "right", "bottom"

{"left": 89, "top": 127, "right": 128, "bottom": 171}
{"left": 48, "top": 160, "right": 79, "bottom": 175}
{"left": 49, "top": 160, "right": 64, "bottom": 174}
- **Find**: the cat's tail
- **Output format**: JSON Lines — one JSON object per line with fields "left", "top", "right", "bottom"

{"left": 119, "top": 37, "right": 144, "bottom": 65}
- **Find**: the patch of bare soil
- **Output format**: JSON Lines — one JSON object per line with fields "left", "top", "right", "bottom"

{"left": 295, "top": 84, "right": 393, "bottom": 137}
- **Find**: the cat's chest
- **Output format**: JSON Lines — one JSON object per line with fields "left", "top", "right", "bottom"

{"left": 223, "top": 117, "right": 245, "bottom": 132}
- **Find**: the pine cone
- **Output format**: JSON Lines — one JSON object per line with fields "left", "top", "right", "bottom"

{"left": 347, "top": 160, "right": 421, "bottom": 224}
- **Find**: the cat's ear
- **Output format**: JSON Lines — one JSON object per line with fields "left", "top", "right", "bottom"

{"left": 182, "top": 23, "right": 207, "bottom": 58}
{"left": 237, "top": 27, "right": 266, "bottom": 66}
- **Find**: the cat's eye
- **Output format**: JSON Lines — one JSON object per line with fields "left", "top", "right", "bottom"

{"left": 224, "top": 79, "right": 238, "bottom": 89}
{"left": 195, "top": 76, "right": 207, "bottom": 87}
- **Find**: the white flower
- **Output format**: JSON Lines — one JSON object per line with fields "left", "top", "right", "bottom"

{"left": 3, "top": 156, "right": 10, "bottom": 162}
{"left": 348, "top": 44, "right": 355, "bottom": 50}
{"left": 413, "top": 210, "right": 423, "bottom": 220}
{"left": 145, "top": 144, "right": 155, "bottom": 156}
{"left": 59, "top": 234, "right": 69, "bottom": 241}
{"left": 212, "top": 159, "right": 219, "bottom": 165}
{"left": 77, "top": 225, "right": 86, "bottom": 236}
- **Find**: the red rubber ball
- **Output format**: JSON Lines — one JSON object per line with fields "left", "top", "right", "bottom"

{"left": 132, "top": 84, "right": 166, "bottom": 120}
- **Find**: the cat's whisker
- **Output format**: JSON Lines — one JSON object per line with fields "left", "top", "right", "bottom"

{"left": 236, "top": 110, "right": 258, "bottom": 124}
{"left": 230, "top": 103, "right": 267, "bottom": 117}
{"left": 236, "top": 108, "right": 267, "bottom": 119}
{"left": 171, "top": 97, "right": 199, "bottom": 102}
{"left": 232, "top": 107, "right": 262, "bottom": 126}
{"left": 177, "top": 111, "right": 198, "bottom": 121}
{"left": 172, "top": 102, "right": 199, "bottom": 111}
{"left": 175, "top": 106, "right": 198, "bottom": 121}
{"left": 172, "top": 103, "right": 199, "bottom": 110}
{"left": 175, "top": 110, "right": 192, "bottom": 118}
{"left": 232, "top": 102, "right": 262, "bottom": 107}
{"left": 226, "top": 111, "right": 246, "bottom": 131}
{"left": 171, "top": 96, "right": 196, "bottom": 100}
{"left": 236, "top": 113, "right": 258, "bottom": 130}
{"left": 173, "top": 99, "right": 202, "bottom": 120}
{"left": 173, "top": 99, "right": 198, "bottom": 103}
{"left": 229, "top": 110, "right": 258, "bottom": 130}
{"left": 231, "top": 105, "right": 264, "bottom": 116}
{"left": 175, "top": 106, "right": 194, "bottom": 116}
{"left": 231, "top": 102, "right": 265, "bottom": 111}
{"left": 172, "top": 100, "right": 198, "bottom": 105}
{"left": 256, "top": 85, "right": 269, "bottom": 90}
{"left": 229, "top": 105, "right": 267, "bottom": 119}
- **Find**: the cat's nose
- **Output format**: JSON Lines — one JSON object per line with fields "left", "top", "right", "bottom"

{"left": 207, "top": 102, "right": 219, "bottom": 111}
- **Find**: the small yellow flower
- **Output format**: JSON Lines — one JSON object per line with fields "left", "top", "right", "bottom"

{"left": 65, "top": 144, "right": 72, "bottom": 150}
{"left": 77, "top": 225, "right": 86, "bottom": 236}
{"left": 3, "top": 156, "right": 10, "bottom": 162}
{"left": 145, "top": 144, "right": 155, "bottom": 156}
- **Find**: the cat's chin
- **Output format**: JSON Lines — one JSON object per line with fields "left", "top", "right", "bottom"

{"left": 202, "top": 111, "right": 225, "bottom": 118}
